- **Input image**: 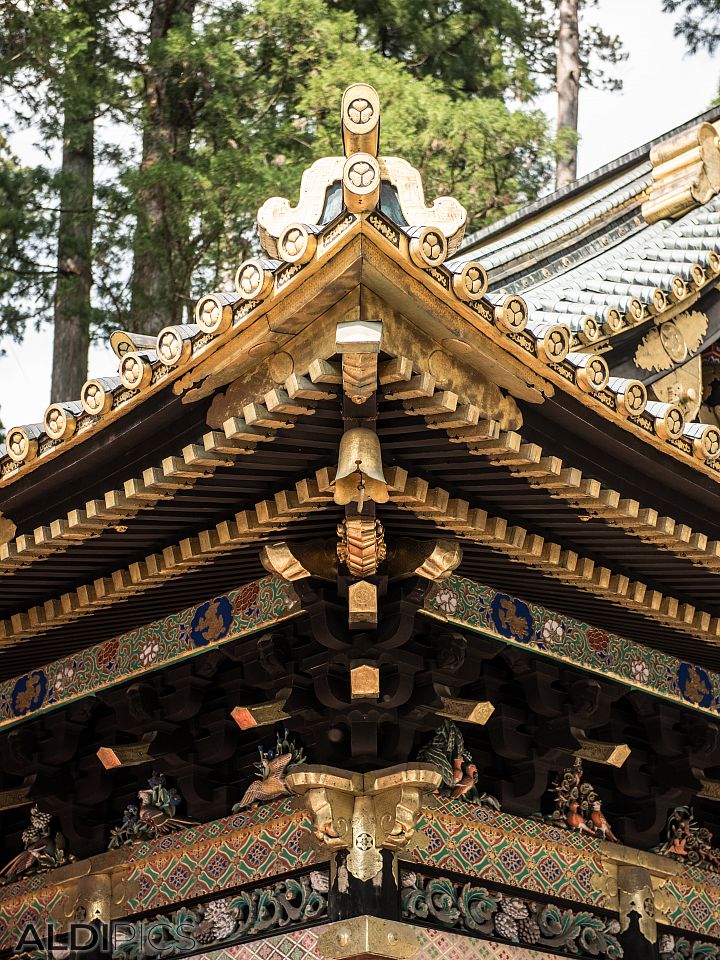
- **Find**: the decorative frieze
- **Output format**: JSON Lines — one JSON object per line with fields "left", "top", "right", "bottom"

{"left": 400, "top": 869, "right": 624, "bottom": 957}
{"left": 424, "top": 574, "right": 720, "bottom": 722}
{"left": 113, "top": 868, "right": 329, "bottom": 960}
{"left": 0, "top": 575, "right": 299, "bottom": 730}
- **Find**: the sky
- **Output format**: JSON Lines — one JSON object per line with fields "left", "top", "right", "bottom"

{"left": 0, "top": 0, "right": 718, "bottom": 429}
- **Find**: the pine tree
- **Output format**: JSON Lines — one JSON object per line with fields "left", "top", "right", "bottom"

{"left": 128, "top": 0, "right": 198, "bottom": 335}
{"left": 51, "top": 0, "right": 100, "bottom": 401}
{"left": 0, "top": 0, "right": 627, "bottom": 395}
{"left": 556, "top": 0, "right": 580, "bottom": 187}
{"left": 664, "top": 0, "right": 720, "bottom": 53}
{"left": 0, "top": 0, "right": 123, "bottom": 399}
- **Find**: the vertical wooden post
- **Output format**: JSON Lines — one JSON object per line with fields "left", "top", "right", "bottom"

{"left": 616, "top": 865, "right": 660, "bottom": 960}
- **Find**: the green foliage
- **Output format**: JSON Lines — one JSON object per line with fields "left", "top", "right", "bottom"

{"left": 664, "top": 0, "right": 720, "bottom": 54}
{"left": 0, "top": 0, "right": 624, "bottom": 352}
{"left": 92, "top": 0, "right": 555, "bottom": 333}
{"left": 0, "top": 139, "right": 55, "bottom": 340}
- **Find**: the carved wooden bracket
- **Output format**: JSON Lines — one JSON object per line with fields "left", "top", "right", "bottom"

{"left": 47, "top": 850, "right": 138, "bottom": 932}
{"left": 287, "top": 763, "right": 441, "bottom": 883}
{"left": 595, "top": 844, "right": 682, "bottom": 944}
{"left": 0, "top": 513, "right": 16, "bottom": 546}
{"left": 336, "top": 319, "right": 382, "bottom": 406}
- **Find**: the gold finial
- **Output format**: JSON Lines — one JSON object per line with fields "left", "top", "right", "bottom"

{"left": 256, "top": 82, "right": 467, "bottom": 258}
{"left": 341, "top": 83, "right": 380, "bottom": 158}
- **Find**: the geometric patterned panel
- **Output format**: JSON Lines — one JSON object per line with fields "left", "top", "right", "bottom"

{"left": 663, "top": 866, "right": 720, "bottom": 939}
{"left": 124, "top": 799, "right": 322, "bottom": 915}
{"left": 426, "top": 575, "right": 720, "bottom": 719}
{"left": 2, "top": 796, "right": 720, "bottom": 949}
{"left": 0, "top": 799, "right": 321, "bottom": 952}
{"left": 413, "top": 798, "right": 607, "bottom": 908}
{"left": 196, "top": 924, "right": 562, "bottom": 960}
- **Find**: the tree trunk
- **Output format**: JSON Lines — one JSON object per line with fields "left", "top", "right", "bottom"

{"left": 556, "top": 0, "right": 580, "bottom": 189}
{"left": 51, "top": 2, "right": 97, "bottom": 402}
{"left": 129, "top": 0, "right": 196, "bottom": 336}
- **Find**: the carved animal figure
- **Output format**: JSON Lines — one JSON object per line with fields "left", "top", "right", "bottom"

{"left": 590, "top": 800, "right": 619, "bottom": 842}
{"left": 16, "top": 673, "right": 42, "bottom": 713}
{"left": 235, "top": 752, "right": 295, "bottom": 808}
{"left": 196, "top": 602, "right": 226, "bottom": 643}
{"left": 0, "top": 806, "right": 71, "bottom": 882}
{"left": 496, "top": 598, "right": 529, "bottom": 638}
{"left": 566, "top": 801, "right": 594, "bottom": 835}
{"left": 450, "top": 763, "right": 479, "bottom": 799}
{"left": 138, "top": 773, "right": 192, "bottom": 833}
{"left": 137, "top": 785, "right": 193, "bottom": 834}
{"left": 233, "top": 730, "right": 307, "bottom": 811}
{"left": 417, "top": 720, "right": 500, "bottom": 810}
{"left": 683, "top": 667, "right": 708, "bottom": 705}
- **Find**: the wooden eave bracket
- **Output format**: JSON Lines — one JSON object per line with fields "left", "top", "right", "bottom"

{"left": 336, "top": 318, "right": 382, "bottom": 405}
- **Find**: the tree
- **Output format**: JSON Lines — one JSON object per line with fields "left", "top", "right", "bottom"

{"left": 0, "top": 0, "right": 123, "bottom": 400}
{"left": 51, "top": 0, "right": 100, "bottom": 401}
{"left": 556, "top": 0, "right": 580, "bottom": 187}
{"left": 663, "top": 0, "right": 720, "bottom": 53}
{"left": 128, "top": 0, "right": 198, "bottom": 335}
{"left": 2, "top": 0, "right": 621, "bottom": 394}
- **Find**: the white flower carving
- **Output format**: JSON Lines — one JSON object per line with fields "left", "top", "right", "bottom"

{"left": 140, "top": 639, "right": 160, "bottom": 666}
{"left": 53, "top": 664, "right": 75, "bottom": 695}
{"left": 309, "top": 870, "right": 329, "bottom": 893}
{"left": 631, "top": 659, "right": 650, "bottom": 684}
{"left": 434, "top": 587, "right": 458, "bottom": 615}
{"left": 541, "top": 619, "right": 564, "bottom": 645}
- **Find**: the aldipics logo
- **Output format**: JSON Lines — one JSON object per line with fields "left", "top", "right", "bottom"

{"left": 14, "top": 919, "right": 201, "bottom": 958}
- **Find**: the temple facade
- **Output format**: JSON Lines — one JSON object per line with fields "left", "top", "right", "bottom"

{"left": 1, "top": 84, "right": 720, "bottom": 960}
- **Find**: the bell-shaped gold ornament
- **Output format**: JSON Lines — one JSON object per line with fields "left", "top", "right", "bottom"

{"left": 334, "top": 428, "right": 389, "bottom": 510}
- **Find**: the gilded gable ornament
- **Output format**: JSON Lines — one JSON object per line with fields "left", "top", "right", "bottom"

{"left": 634, "top": 311, "right": 708, "bottom": 374}
{"left": 257, "top": 83, "right": 467, "bottom": 259}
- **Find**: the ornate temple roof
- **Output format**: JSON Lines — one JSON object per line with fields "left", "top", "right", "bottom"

{"left": 4, "top": 86, "right": 720, "bottom": 880}
{"left": 3, "top": 85, "right": 720, "bottom": 682}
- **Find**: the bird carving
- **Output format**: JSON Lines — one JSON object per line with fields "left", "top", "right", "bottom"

{"left": 590, "top": 800, "right": 619, "bottom": 842}
{"left": 0, "top": 806, "right": 72, "bottom": 882}
{"left": 566, "top": 801, "right": 595, "bottom": 835}
{"left": 450, "top": 763, "right": 479, "bottom": 799}
{"left": 417, "top": 720, "right": 500, "bottom": 810}
{"left": 137, "top": 787, "right": 194, "bottom": 834}
{"left": 233, "top": 730, "right": 306, "bottom": 811}
{"left": 550, "top": 759, "right": 619, "bottom": 842}
{"left": 235, "top": 752, "right": 295, "bottom": 808}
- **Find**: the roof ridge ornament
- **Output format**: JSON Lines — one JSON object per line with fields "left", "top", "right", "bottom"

{"left": 257, "top": 83, "right": 467, "bottom": 258}
{"left": 643, "top": 121, "right": 720, "bottom": 223}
